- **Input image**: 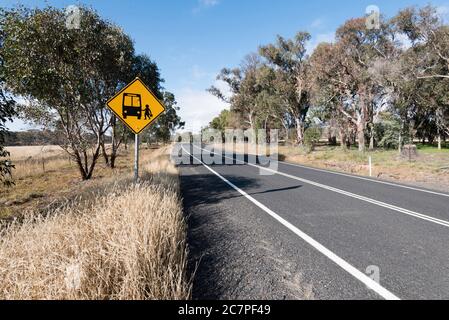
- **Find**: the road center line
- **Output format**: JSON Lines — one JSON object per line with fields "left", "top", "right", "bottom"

{"left": 193, "top": 145, "right": 449, "bottom": 229}
{"left": 182, "top": 146, "right": 400, "bottom": 300}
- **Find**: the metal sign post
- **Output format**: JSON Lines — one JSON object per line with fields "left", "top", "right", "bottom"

{"left": 134, "top": 134, "right": 139, "bottom": 183}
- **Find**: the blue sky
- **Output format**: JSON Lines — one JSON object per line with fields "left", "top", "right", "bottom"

{"left": 2, "top": 0, "right": 449, "bottom": 132}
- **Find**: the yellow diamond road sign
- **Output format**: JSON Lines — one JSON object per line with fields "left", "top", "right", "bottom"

{"left": 106, "top": 77, "right": 165, "bottom": 135}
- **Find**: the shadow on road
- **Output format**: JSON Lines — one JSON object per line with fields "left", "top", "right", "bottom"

{"left": 179, "top": 164, "right": 302, "bottom": 206}
{"left": 179, "top": 164, "right": 302, "bottom": 299}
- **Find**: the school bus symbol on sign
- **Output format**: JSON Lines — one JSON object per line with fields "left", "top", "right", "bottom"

{"left": 106, "top": 77, "right": 165, "bottom": 134}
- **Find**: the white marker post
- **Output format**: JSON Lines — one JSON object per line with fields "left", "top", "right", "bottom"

{"left": 134, "top": 134, "right": 139, "bottom": 183}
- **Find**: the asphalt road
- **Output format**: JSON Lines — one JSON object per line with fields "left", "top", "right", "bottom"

{"left": 178, "top": 144, "right": 449, "bottom": 300}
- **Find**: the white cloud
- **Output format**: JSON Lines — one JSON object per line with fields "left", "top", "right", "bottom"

{"left": 200, "top": 0, "right": 220, "bottom": 7}
{"left": 191, "top": 64, "right": 212, "bottom": 81}
{"left": 176, "top": 82, "right": 229, "bottom": 133}
{"left": 193, "top": 0, "right": 220, "bottom": 13}
{"left": 310, "top": 18, "right": 324, "bottom": 29}
{"left": 306, "top": 32, "right": 335, "bottom": 54}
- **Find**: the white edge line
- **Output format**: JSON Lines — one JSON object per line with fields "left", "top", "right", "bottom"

{"left": 202, "top": 143, "right": 449, "bottom": 197}
{"left": 281, "top": 159, "right": 449, "bottom": 198}
{"left": 193, "top": 145, "right": 449, "bottom": 229}
{"left": 182, "top": 146, "right": 400, "bottom": 301}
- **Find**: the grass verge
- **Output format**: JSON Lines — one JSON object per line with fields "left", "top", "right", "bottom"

{"left": 0, "top": 146, "right": 190, "bottom": 300}
{"left": 278, "top": 143, "right": 449, "bottom": 192}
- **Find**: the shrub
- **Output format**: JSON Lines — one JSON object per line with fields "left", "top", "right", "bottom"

{"left": 304, "top": 127, "right": 322, "bottom": 152}
{"left": 375, "top": 119, "right": 410, "bottom": 150}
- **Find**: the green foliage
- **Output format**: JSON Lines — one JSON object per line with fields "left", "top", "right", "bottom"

{"left": 0, "top": 12, "right": 16, "bottom": 186}
{"left": 0, "top": 6, "right": 134, "bottom": 179}
{"left": 210, "top": 110, "right": 230, "bottom": 131}
{"left": 374, "top": 120, "right": 402, "bottom": 149}
{"left": 0, "top": 5, "right": 182, "bottom": 177}
{"left": 303, "top": 127, "right": 322, "bottom": 152}
{"left": 209, "top": 36, "right": 312, "bottom": 136}
{"left": 259, "top": 32, "right": 311, "bottom": 143}
{"left": 144, "top": 91, "right": 184, "bottom": 144}
{"left": 130, "top": 54, "right": 164, "bottom": 99}
{"left": 210, "top": 4, "right": 449, "bottom": 153}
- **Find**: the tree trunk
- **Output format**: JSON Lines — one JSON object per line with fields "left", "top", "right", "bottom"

{"left": 284, "top": 125, "right": 289, "bottom": 143}
{"left": 73, "top": 151, "right": 88, "bottom": 180}
{"left": 328, "top": 128, "right": 337, "bottom": 146}
{"left": 101, "top": 140, "right": 109, "bottom": 165}
{"left": 356, "top": 100, "right": 367, "bottom": 153}
{"left": 110, "top": 152, "right": 117, "bottom": 169}
{"left": 356, "top": 87, "right": 369, "bottom": 153}
{"left": 438, "top": 134, "right": 442, "bottom": 150}
{"left": 369, "top": 124, "right": 375, "bottom": 151}
{"left": 357, "top": 119, "right": 366, "bottom": 152}
{"left": 295, "top": 118, "right": 304, "bottom": 146}
{"left": 110, "top": 117, "right": 120, "bottom": 169}
{"left": 340, "top": 128, "right": 346, "bottom": 149}
{"left": 85, "top": 139, "right": 102, "bottom": 180}
{"left": 339, "top": 128, "right": 349, "bottom": 150}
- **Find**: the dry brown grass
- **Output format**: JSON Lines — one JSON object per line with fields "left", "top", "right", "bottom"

{"left": 278, "top": 144, "right": 449, "bottom": 192}
{"left": 5, "top": 145, "right": 64, "bottom": 161}
{"left": 5, "top": 145, "right": 70, "bottom": 180}
{"left": 0, "top": 144, "right": 156, "bottom": 218}
{"left": 0, "top": 146, "right": 190, "bottom": 300}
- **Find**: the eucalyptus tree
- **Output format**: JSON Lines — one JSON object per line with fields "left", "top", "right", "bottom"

{"left": 1, "top": 6, "right": 135, "bottom": 179}
{"left": 393, "top": 5, "right": 449, "bottom": 146}
{"left": 209, "top": 54, "right": 264, "bottom": 130}
{"left": 259, "top": 32, "right": 311, "bottom": 145}
{"left": 0, "top": 9, "right": 16, "bottom": 186}
{"left": 335, "top": 17, "right": 398, "bottom": 152}
{"left": 309, "top": 17, "right": 396, "bottom": 152}
{"left": 309, "top": 42, "right": 356, "bottom": 149}
{"left": 86, "top": 18, "right": 135, "bottom": 168}
{"left": 0, "top": 61, "right": 15, "bottom": 186}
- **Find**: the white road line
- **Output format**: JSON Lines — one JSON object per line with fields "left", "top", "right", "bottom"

{"left": 183, "top": 146, "right": 400, "bottom": 301}
{"left": 280, "top": 160, "right": 449, "bottom": 198}
{"left": 193, "top": 145, "right": 449, "bottom": 229}
{"left": 203, "top": 143, "right": 449, "bottom": 197}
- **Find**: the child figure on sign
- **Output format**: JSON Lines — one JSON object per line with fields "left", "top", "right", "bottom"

{"left": 144, "top": 105, "right": 152, "bottom": 120}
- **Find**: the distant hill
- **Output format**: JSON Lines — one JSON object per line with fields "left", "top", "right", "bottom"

{"left": 5, "top": 130, "right": 111, "bottom": 146}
